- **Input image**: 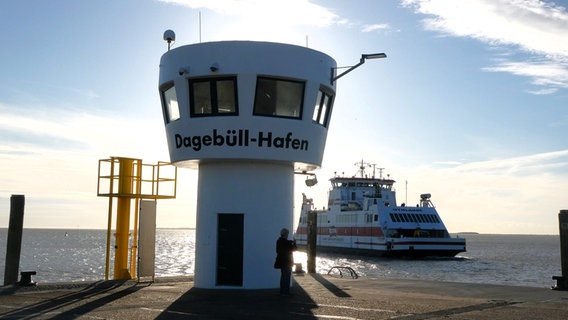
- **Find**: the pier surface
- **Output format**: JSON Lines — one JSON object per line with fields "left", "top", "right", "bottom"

{"left": 1, "top": 274, "right": 567, "bottom": 319}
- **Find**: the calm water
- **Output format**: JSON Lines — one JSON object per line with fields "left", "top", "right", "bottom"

{"left": 0, "top": 229, "right": 561, "bottom": 288}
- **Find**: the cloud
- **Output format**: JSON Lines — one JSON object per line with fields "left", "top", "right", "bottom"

{"left": 160, "top": 0, "right": 341, "bottom": 27}
{"left": 0, "top": 102, "right": 170, "bottom": 199}
{"left": 482, "top": 59, "right": 568, "bottom": 89}
{"left": 442, "top": 149, "right": 568, "bottom": 176}
{"left": 401, "top": 150, "right": 568, "bottom": 233}
{"left": 362, "top": 23, "right": 390, "bottom": 33}
{"left": 403, "top": 0, "right": 568, "bottom": 94}
{"left": 0, "top": 101, "right": 175, "bottom": 228}
{"left": 0, "top": 103, "right": 168, "bottom": 159}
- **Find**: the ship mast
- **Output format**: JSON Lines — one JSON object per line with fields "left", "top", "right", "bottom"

{"left": 354, "top": 159, "right": 381, "bottom": 178}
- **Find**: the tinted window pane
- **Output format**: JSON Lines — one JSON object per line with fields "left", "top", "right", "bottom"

{"left": 192, "top": 81, "right": 212, "bottom": 115}
{"left": 312, "top": 90, "right": 323, "bottom": 122}
{"left": 163, "top": 86, "right": 179, "bottom": 122}
{"left": 254, "top": 77, "right": 304, "bottom": 119}
{"left": 216, "top": 80, "right": 236, "bottom": 113}
{"left": 312, "top": 88, "right": 334, "bottom": 127}
{"left": 320, "top": 93, "right": 330, "bottom": 125}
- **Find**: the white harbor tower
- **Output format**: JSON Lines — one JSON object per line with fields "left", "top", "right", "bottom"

{"left": 158, "top": 35, "right": 383, "bottom": 289}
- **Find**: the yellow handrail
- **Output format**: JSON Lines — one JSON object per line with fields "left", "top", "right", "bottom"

{"left": 97, "top": 157, "right": 177, "bottom": 280}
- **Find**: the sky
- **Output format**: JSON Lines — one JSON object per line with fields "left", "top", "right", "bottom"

{"left": 1, "top": 0, "right": 567, "bottom": 234}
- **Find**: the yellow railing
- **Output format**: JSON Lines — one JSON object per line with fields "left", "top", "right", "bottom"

{"left": 97, "top": 157, "right": 177, "bottom": 199}
{"left": 97, "top": 157, "right": 177, "bottom": 280}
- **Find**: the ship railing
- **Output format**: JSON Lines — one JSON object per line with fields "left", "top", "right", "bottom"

{"left": 327, "top": 266, "right": 359, "bottom": 279}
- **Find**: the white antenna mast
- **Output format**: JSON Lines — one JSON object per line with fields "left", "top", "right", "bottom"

{"left": 199, "top": 11, "right": 202, "bottom": 43}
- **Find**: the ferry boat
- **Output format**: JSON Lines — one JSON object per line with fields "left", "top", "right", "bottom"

{"left": 295, "top": 161, "right": 466, "bottom": 257}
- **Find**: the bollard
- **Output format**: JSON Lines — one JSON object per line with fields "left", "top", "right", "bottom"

{"left": 3, "top": 195, "right": 26, "bottom": 286}
{"left": 18, "top": 271, "right": 37, "bottom": 286}
{"left": 307, "top": 210, "right": 317, "bottom": 273}
{"left": 553, "top": 209, "right": 568, "bottom": 290}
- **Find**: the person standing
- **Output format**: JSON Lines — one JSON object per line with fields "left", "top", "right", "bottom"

{"left": 274, "top": 228, "right": 297, "bottom": 295}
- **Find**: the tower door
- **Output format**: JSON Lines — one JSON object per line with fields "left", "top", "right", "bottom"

{"left": 216, "top": 213, "right": 244, "bottom": 286}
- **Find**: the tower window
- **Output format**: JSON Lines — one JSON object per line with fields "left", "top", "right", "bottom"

{"left": 160, "top": 82, "right": 180, "bottom": 123}
{"left": 253, "top": 77, "right": 304, "bottom": 119}
{"left": 312, "top": 86, "right": 334, "bottom": 127}
{"left": 189, "top": 77, "right": 238, "bottom": 117}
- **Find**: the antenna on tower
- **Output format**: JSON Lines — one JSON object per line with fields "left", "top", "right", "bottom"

{"left": 163, "top": 29, "right": 176, "bottom": 51}
{"left": 199, "top": 11, "right": 202, "bottom": 43}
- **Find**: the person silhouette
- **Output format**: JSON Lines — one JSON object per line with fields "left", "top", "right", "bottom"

{"left": 274, "top": 228, "right": 297, "bottom": 295}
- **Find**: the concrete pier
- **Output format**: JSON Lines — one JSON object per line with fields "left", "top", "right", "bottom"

{"left": 1, "top": 275, "right": 567, "bottom": 319}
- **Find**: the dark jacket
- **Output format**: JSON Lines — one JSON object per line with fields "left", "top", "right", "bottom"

{"left": 274, "top": 236, "right": 297, "bottom": 269}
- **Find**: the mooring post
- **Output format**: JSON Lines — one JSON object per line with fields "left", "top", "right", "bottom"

{"left": 307, "top": 210, "right": 317, "bottom": 273}
{"left": 553, "top": 209, "right": 568, "bottom": 290}
{"left": 3, "top": 194, "right": 25, "bottom": 286}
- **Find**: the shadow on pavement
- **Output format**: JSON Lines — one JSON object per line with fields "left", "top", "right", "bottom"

{"left": 0, "top": 281, "right": 142, "bottom": 319}
{"left": 156, "top": 280, "right": 319, "bottom": 319}
{"left": 309, "top": 273, "right": 352, "bottom": 298}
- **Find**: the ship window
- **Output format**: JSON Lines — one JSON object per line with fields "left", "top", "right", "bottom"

{"left": 160, "top": 82, "right": 180, "bottom": 123}
{"left": 374, "top": 214, "right": 378, "bottom": 222}
{"left": 189, "top": 77, "right": 238, "bottom": 117}
{"left": 402, "top": 214, "right": 410, "bottom": 222}
{"left": 410, "top": 214, "right": 418, "bottom": 222}
{"left": 337, "top": 214, "right": 358, "bottom": 224}
{"left": 417, "top": 214, "right": 425, "bottom": 223}
{"left": 432, "top": 215, "right": 440, "bottom": 223}
{"left": 253, "top": 77, "right": 304, "bottom": 119}
{"left": 312, "top": 86, "right": 334, "bottom": 127}
{"left": 389, "top": 213, "right": 396, "bottom": 222}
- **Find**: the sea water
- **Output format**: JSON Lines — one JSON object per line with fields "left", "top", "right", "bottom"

{"left": 0, "top": 229, "right": 561, "bottom": 288}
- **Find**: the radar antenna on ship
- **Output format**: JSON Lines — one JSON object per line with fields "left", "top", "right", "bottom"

{"left": 355, "top": 159, "right": 370, "bottom": 178}
{"left": 355, "top": 159, "right": 384, "bottom": 178}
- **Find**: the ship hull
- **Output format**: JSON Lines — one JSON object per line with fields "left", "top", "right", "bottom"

{"left": 296, "top": 244, "right": 465, "bottom": 258}
{"left": 295, "top": 237, "right": 466, "bottom": 258}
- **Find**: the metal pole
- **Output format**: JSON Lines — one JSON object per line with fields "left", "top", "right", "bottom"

{"left": 4, "top": 195, "right": 25, "bottom": 285}
{"left": 114, "top": 158, "right": 134, "bottom": 280}
{"left": 307, "top": 210, "right": 317, "bottom": 273}
{"left": 553, "top": 210, "right": 568, "bottom": 290}
{"left": 104, "top": 159, "right": 115, "bottom": 280}
{"left": 130, "top": 160, "right": 142, "bottom": 277}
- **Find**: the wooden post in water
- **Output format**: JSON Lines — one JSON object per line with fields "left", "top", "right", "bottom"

{"left": 307, "top": 210, "right": 317, "bottom": 273}
{"left": 553, "top": 209, "right": 568, "bottom": 290}
{"left": 3, "top": 195, "right": 25, "bottom": 286}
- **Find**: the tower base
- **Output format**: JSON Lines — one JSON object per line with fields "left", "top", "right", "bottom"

{"left": 193, "top": 160, "right": 294, "bottom": 289}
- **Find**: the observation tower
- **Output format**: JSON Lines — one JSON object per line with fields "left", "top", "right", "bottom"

{"left": 157, "top": 32, "right": 384, "bottom": 289}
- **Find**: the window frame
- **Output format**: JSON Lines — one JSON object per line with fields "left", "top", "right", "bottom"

{"left": 253, "top": 76, "right": 305, "bottom": 119}
{"left": 312, "top": 86, "right": 334, "bottom": 127}
{"left": 188, "top": 76, "right": 239, "bottom": 117}
{"left": 160, "top": 81, "right": 180, "bottom": 123}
